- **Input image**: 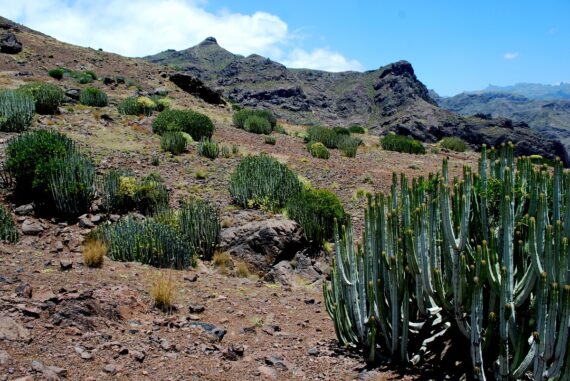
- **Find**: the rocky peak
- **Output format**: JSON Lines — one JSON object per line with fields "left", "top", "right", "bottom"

{"left": 200, "top": 36, "right": 218, "bottom": 46}
{"left": 377, "top": 60, "right": 416, "bottom": 79}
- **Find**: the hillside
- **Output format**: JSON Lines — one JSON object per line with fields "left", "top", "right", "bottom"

{"left": 145, "top": 38, "right": 568, "bottom": 162}
{"left": 475, "top": 82, "right": 570, "bottom": 100}
{"left": 438, "top": 92, "right": 570, "bottom": 155}
{"left": 0, "top": 16, "right": 482, "bottom": 380}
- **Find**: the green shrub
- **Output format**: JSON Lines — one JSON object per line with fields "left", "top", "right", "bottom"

{"left": 79, "top": 87, "right": 108, "bottom": 107}
{"left": 152, "top": 109, "right": 214, "bottom": 141}
{"left": 198, "top": 138, "right": 219, "bottom": 159}
{"left": 381, "top": 133, "right": 426, "bottom": 154}
{"left": 275, "top": 125, "right": 287, "bottom": 135}
{"left": 264, "top": 136, "right": 276, "bottom": 145}
{"left": 99, "top": 170, "right": 168, "bottom": 215}
{"left": 233, "top": 108, "right": 276, "bottom": 130}
{"left": 308, "top": 142, "right": 330, "bottom": 159}
{"left": 48, "top": 68, "right": 65, "bottom": 80}
{"left": 440, "top": 136, "right": 467, "bottom": 152}
{"left": 118, "top": 96, "right": 156, "bottom": 116}
{"left": 49, "top": 152, "right": 96, "bottom": 216}
{"left": 220, "top": 145, "right": 231, "bottom": 158}
{"left": 348, "top": 125, "right": 366, "bottom": 134}
{"left": 5, "top": 130, "right": 76, "bottom": 200}
{"left": 244, "top": 115, "right": 272, "bottom": 135}
{"left": 0, "top": 90, "right": 35, "bottom": 132}
{"left": 333, "top": 127, "right": 350, "bottom": 136}
{"left": 286, "top": 189, "right": 347, "bottom": 245}
{"left": 160, "top": 131, "right": 187, "bottom": 155}
{"left": 151, "top": 96, "right": 171, "bottom": 112}
{"left": 18, "top": 82, "right": 64, "bottom": 114}
{"left": 230, "top": 154, "right": 302, "bottom": 211}
{"left": 178, "top": 198, "right": 221, "bottom": 260}
{"left": 338, "top": 136, "right": 359, "bottom": 158}
{"left": 96, "top": 216, "right": 194, "bottom": 269}
{"left": 83, "top": 70, "right": 98, "bottom": 81}
{"left": 0, "top": 205, "right": 18, "bottom": 243}
{"left": 306, "top": 126, "right": 340, "bottom": 149}
{"left": 135, "top": 174, "right": 169, "bottom": 215}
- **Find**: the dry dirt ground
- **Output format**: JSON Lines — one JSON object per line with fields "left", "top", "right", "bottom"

{"left": 0, "top": 22, "right": 479, "bottom": 380}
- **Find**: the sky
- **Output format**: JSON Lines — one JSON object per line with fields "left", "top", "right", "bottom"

{"left": 1, "top": 0, "right": 569, "bottom": 95}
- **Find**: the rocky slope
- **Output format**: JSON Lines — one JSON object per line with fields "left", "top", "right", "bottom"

{"left": 438, "top": 92, "right": 570, "bottom": 157}
{"left": 145, "top": 38, "right": 568, "bottom": 162}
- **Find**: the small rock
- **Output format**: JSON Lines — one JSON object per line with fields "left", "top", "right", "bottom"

{"left": 48, "top": 366, "right": 67, "bottom": 378}
{"left": 223, "top": 344, "right": 244, "bottom": 361}
{"left": 15, "top": 282, "right": 32, "bottom": 298}
{"left": 90, "top": 215, "right": 102, "bottom": 224}
{"left": 184, "top": 273, "right": 198, "bottom": 282}
{"left": 31, "top": 360, "right": 44, "bottom": 372}
{"left": 14, "top": 204, "right": 33, "bottom": 216}
{"left": 131, "top": 350, "right": 145, "bottom": 363}
{"left": 65, "top": 89, "right": 80, "bottom": 100}
{"left": 308, "top": 347, "right": 319, "bottom": 356}
{"left": 188, "top": 304, "right": 205, "bottom": 314}
{"left": 81, "top": 351, "right": 93, "bottom": 360}
{"left": 258, "top": 365, "right": 277, "bottom": 379}
{"left": 160, "top": 339, "right": 174, "bottom": 351}
{"left": 22, "top": 219, "right": 43, "bottom": 235}
{"left": 0, "top": 349, "right": 12, "bottom": 366}
{"left": 55, "top": 241, "right": 64, "bottom": 252}
{"left": 109, "top": 214, "right": 120, "bottom": 222}
{"left": 78, "top": 217, "right": 95, "bottom": 229}
{"left": 103, "top": 363, "right": 116, "bottom": 374}
{"left": 265, "top": 354, "right": 292, "bottom": 371}
{"left": 59, "top": 260, "right": 73, "bottom": 271}
{"left": 0, "top": 317, "right": 31, "bottom": 342}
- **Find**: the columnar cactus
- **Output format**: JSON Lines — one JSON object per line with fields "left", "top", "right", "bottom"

{"left": 324, "top": 143, "right": 570, "bottom": 380}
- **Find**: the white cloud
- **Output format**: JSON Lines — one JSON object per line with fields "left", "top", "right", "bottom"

{"left": 503, "top": 52, "right": 519, "bottom": 60}
{"left": 0, "top": 0, "right": 362, "bottom": 72}
{"left": 283, "top": 48, "right": 363, "bottom": 72}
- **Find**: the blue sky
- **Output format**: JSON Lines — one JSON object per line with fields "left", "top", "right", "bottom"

{"left": 2, "top": 0, "right": 569, "bottom": 95}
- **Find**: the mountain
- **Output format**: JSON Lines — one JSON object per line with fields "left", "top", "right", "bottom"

{"left": 438, "top": 92, "right": 570, "bottom": 156}
{"left": 475, "top": 83, "right": 570, "bottom": 100}
{"left": 145, "top": 39, "right": 567, "bottom": 162}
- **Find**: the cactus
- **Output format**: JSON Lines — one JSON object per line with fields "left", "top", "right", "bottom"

{"left": 18, "top": 82, "right": 64, "bottom": 115}
{"left": 49, "top": 152, "right": 96, "bottom": 216}
{"left": 79, "top": 87, "right": 108, "bottom": 107}
{"left": 325, "top": 143, "right": 570, "bottom": 379}
{"left": 178, "top": 198, "right": 221, "bottom": 260}
{"left": 0, "top": 205, "right": 18, "bottom": 243}
{"left": 160, "top": 131, "right": 187, "bottom": 155}
{"left": 229, "top": 154, "right": 302, "bottom": 211}
{"left": 95, "top": 216, "right": 194, "bottom": 269}
{"left": 0, "top": 89, "right": 35, "bottom": 132}
{"left": 197, "top": 138, "right": 219, "bottom": 159}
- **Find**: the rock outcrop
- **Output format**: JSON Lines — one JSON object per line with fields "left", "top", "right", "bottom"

{"left": 0, "top": 32, "right": 22, "bottom": 54}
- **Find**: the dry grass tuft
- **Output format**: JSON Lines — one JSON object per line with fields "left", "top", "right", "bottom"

{"left": 82, "top": 239, "right": 107, "bottom": 268}
{"left": 149, "top": 271, "right": 178, "bottom": 312}
{"left": 220, "top": 216, "right": 235, "bottom": 228}
{"left": 212, "top": 251, "right": 233, "bottom": 275}
{"left": 234, "top": 261, "right": 251, "bottom": 278}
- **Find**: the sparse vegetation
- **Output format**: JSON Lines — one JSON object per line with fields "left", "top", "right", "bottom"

{"left": 337, "top": 135, "right": 359, "bottom": 157}
{"left": 230, "top": 154, "right": 302, "bottom": 211}
{"left": 152, "top": 109, "right": 214, "bottom": 141}
{"left": 82, "top": 239, "right": 106, "bottom": 268}
{"left": 18, "top": 82, "right": 64, "bottom": 114}
{"left": 333, "top": 127, "right": 350, "bottom": 136}
{"left": 233, "top": 108, "right": 276, "bottom": 130}
{"left": 0, "top": 205, "right": 19, "bottom": 243}
{"left": 308, "top": 142, "right": 330, "bottom": 159}
{"left": 380, "top": 133, "right": 426, "bottom": 154}
{"left": 235, "top": 262, "right": 250, "bottom": 278}
{"left": 160, "top": 131, "right": 187, "bottom": 155}
{"left": 79, "top": 87, "right": 108, "bottom": 107}
{"left": 348, "top": 125, "right": 366, "bottom": 134}
{"left": 286, "top": 189, "right": 347, "bottom": 246}
{"left": 440, "top": 136, "right": 467, "bottom": 152}
{"left": 0, "top": 89, "right": 35, "bottom": 132}
{"left": 244, "top": 115, "right": 272, "bottom": 135}
{"left": 213, "top": 251, "right": 233, "bottom": 274}
{"left": 264, "top": 136, "right": 276, "bottom": 145}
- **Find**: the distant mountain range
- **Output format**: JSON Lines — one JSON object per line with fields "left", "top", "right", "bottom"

{"left": 144, "top": 38, "right": 566, "bottom": 161}
{"left": 437, "top": 84, "right": 570, "bottom": 156}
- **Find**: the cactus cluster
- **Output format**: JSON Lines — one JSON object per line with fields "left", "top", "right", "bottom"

{"left": 0, "top": 205, "right": 19, "bottom": 243}
{"left": 306, "top": 126, "right": 360, "bottom": 157}
{"left": 324, "top": 143, "right": 570, "bottom": 379}
{"left": 0, "top": 89, "right": 35, "bottom": 132}
{"left": 178, "top": 198, "right": 221, "bottom": 260}
{"left": 18, "top": 82, "right": 64, "bottom": 115}
{"left": 79, "top": 87, "right": 108, "bottom": 107}
{"left": 160, "top": 131, "right": 187, "bottom": 155}
{"left": 197, "top": 138, "right": 219, "bottom": 159}
{"left": 95, "top": 216, "right": 194, "bottom": 269}
{"left": 229, "top": 154, "right": 302, "bottom": 211}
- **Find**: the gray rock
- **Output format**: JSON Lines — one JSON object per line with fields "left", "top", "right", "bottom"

{"left": 265, "top": 354, "right": 292, "bottom": 371}
{"left": 188, "top": 304, "right": 205, "bottom": 314}
{"left": 65, "top": 89, "right": 80, "bottom": 100}
{"left": 0, "top": 317, "right": 31, "bottom": 342}
{"left": 59, "top": 260, "right": 72, "bottom": 271}
{"left": 0, "top": 349, "right": 11, "bottom": 366}
{"left": 308, "top": 347, "right": 319, "bottom": 356}
{"left": 15, "top": 282, "right": 32, "bottom": 298}
{"left": 78, "top": 217, "right": 95, "bottom": 229}
{"left": 22, "top": 219, "right": 43, "bottom": 235}
{"left": 190, "top": 322, "right": 226, "bottom": 341}
{"left": 14, "top": 204, "right": 33, "bottom": 216}
{"left": 0, "top": 32, "right": 22, "bottom": 54}
{"left": 131, "top": 350, "right": 145, "bottom": 363}
{"left": 103, "top": 363, "right": 116, "bottom": 374}
{"left": 220, "top": 215, "right": 306, "bottom": 273}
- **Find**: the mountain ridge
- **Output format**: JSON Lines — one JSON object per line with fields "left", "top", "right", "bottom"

{"left": 145, "top": 38, "right": 568, "bottom": 162}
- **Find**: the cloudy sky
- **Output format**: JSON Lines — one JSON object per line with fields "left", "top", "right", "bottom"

{"left": 1, "top": 0, "right": 569, "bottom": 95}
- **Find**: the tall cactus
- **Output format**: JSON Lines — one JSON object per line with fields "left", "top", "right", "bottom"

{"left": 324, "top": 143, "right": 570, "bottom": 380}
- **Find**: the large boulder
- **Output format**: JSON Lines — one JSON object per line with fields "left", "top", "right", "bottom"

{"left": 169, "top": 72, "right": 224, "bottom": 105}
{"left": 0, "top": 32, "right": 22, "bottom": 54}
{"left": 220, "top": 214, "right": 306, "bottom": 274}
